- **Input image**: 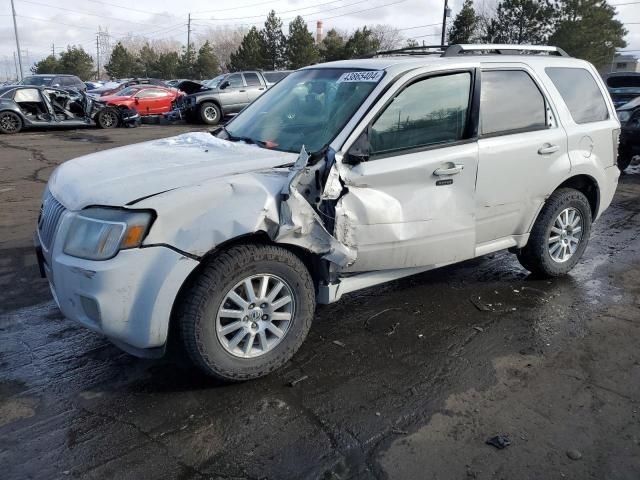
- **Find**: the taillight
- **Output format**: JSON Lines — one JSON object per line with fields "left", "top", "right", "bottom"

{"left": 613, "top": 128, "right": 620, "bottom": 166}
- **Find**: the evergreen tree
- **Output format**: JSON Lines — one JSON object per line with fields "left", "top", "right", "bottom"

{"left": 448, "top": 0, "right": 479, "bottom": 44}
{"left": 229, "top": 27, "right": 268, "bottom": 71}
{"left": 194, "top": 41, "right": 221, "bottom": 79}
{"left": 484, "top": 0, "right": 554, "bottom": 44}
{"left": 286, "top": 16, "right": 319, "bottom": 69}
{"left": 549, "top": 0, "right": 626, "bottom": 68}
{"left": 31, "top": 55, "right": 59, "bottom": 74}
{"left": 262, "top": 10, "right": 286, "bottom": 70}
{"left": 57, "top": 46, "right": 95, "bottom": 79}
{"left": 320, "top": 29, "right": 347, "bottom": 62}
{"left": 138, "top": 43, "right": 159, "bottom": 77}
{"left": 154, "top": 51, "right": 180, "bottom": 79}
{"left": 105, "top": 42, "right": 139, "bottom": 78}
{"left": 177, "top": 44, "right": 197, "bottom": 78}
{"left": 343, "top": 27, "right": 380, "bottom": 58}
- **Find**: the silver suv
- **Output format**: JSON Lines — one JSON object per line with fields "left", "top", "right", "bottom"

{"left": 36, "top": 44, "right": 621, "bottom": 380}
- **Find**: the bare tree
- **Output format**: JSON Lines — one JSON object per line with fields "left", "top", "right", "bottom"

{"left": 196, "top": 26, "right": 247, "bottom": 72}
{"left": 370, "top": 24, "right": 404, "bottom": 51}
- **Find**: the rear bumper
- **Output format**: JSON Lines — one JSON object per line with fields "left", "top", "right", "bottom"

{"left": 597, "top": 165, "right": 620, "bottom": 220}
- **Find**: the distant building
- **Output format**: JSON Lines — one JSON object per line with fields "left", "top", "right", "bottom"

{"left": 316, "top": 21, "right": 323, "bottom": 44}
{"left": 605, "top": 54, "right": 640, "bottom": 74}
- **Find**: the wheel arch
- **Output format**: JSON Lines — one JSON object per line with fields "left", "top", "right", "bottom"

{"left": 554, "top": 174, "right": 600, "bottom": 219}
{"left": 197, "top": 98, "right": 224, "bottom": 115}
{"left": 166, "top": 232, "right": 325, "bottom": 350}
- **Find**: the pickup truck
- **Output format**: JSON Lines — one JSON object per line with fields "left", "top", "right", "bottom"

{"left": 173, "top": 71, "right": 271, "bottom": 125}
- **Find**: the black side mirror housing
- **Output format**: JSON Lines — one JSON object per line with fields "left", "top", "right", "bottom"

{"left": 219, "top": 80, "right": 230, "bottom": 90}
{"left": 344, "top": 129, "right": 371, "bottom": 165}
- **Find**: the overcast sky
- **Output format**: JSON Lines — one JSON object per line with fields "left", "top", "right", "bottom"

{"left": 1, "top": 0, "right": 640, "bottom": 79}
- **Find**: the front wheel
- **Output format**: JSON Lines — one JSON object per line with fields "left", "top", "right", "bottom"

{"left": 517, "top": 188, "right": 592, "bottom": 277}
{"left": 0, "top": 111, "right": 22, "bottom": 134}
{"left": 177, "top": 244, "right": 316, "bottom": 381}
{"left": 199, "top": 102, "right": 221, "bottom": 125}
{"left": 96, "top": 108, "right": 119, "bottom": 129}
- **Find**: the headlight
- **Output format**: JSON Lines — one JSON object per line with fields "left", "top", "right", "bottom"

{"left": 63, "top": 208, "right": 154, "bottom": 260}
{"left": 617, "top": 110, "right": 631, "bottom": 123}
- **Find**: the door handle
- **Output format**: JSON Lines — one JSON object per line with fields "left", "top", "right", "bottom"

{"left": 433, "top": 163, "right": 464, "bottom": 176}
{"left": 239, "top": 89, "right": 246, "bottom": 92}
{"left": 259, "top": 87, "right": 265, "bottom": 90}
{"left": 538, "top": 143, "right": 559, "bottom": 155}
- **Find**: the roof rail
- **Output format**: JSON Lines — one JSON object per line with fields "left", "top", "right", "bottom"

{"left": 442, "top": 44, "right": 569, "bottom": 57}
{"left": 369, "top": 45, "right": 447, "bottom": 57}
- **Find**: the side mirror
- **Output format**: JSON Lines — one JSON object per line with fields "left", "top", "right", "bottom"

{"left": 134, "top": 97, "right": 139, "bottom": 104}
{"left": 219, "top": 80, "right": 230, "bottom": 90}
{"left": 344, "top": 129, "right": 371, "bottom": 165}
{"left": 52, "top": 83, "right": 60, "bottom": 88}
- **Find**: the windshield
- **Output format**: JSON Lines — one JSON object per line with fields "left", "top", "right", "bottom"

{"left": 20, "top": 76, "right": 54, "bottom": 86}
{"left": 204, "top": 75, "right": 225, "bottom": 88}
{"left": 607, "top": 76, "right": 640, "bottom": 89}
{"left": 224, "top": 68, "right": 383, "bottom": 153}
{"left": 114, "top": 86, "right": 140, "bottom": 97}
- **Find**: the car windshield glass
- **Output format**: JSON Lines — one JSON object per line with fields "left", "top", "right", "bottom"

{"left": 115, "top": 87, "right": 139, "bottom": 96}
{"left": 205, "top": 75, "right": 225, "bottom": 88}
{"left": 20, "top": 76, "right": 54, "bottom": 86}
{"left": 224, "top": 68, "right": 383, "bottom": 153}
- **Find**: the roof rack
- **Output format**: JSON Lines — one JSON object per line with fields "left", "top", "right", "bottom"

{"left": 372, "top": 43, "right": 569, "bottom": 58}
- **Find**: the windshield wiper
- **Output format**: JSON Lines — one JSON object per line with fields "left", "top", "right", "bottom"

{"left": 221, "top": 127, "right": 267, "bottom": 147}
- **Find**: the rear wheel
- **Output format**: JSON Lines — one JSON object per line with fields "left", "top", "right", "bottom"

{"left": 177, "top": 244, "right": 315, "bottom": 381}
{"left": 0, "top": 111, "right": 22, "bottom": 134}
{"left": 96, "top": 108, "right": 119, "bottom": 129}
{"left": 199, "top": 102, "right": 221, "bottom": 125}
{"left": 517, "top": 188, "right": 592, "bottom": 277}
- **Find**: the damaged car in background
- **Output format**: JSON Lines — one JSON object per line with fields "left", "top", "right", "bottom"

{"left": 0, "top": 85, "right": 139, "bottom": 134}
{"left": 36, "top": 45, "right": 620, "bottom": 381}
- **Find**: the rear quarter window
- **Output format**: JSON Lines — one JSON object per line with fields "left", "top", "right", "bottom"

{"left": 546, "top": 67, "right": 609, "bottom": 124}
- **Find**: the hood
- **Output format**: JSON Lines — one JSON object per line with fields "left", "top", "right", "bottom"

{"left": 177, "top": 80, "right": 210, "bottom": 95}
{"left": 100, "top": 94, "right": 132, "bottom": 102}
{"left": 48, "top": 132, "right": 297, "bottom": 210}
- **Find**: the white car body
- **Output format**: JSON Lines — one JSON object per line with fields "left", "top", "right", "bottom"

{"left": 36, "top": 46, "right": 620, "bottom": 356}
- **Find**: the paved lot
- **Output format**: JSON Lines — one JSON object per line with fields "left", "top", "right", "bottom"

{"left": 1, "top": 126, "right": 639, "bottom": 480}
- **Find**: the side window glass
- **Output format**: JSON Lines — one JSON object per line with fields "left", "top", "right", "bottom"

{"left": 370, "top": 72, "right": 472, "bottom": 157}
{"left": 480, "top": 70, "right": 547, "bottom": 135}
{"left": 14, "top": 88, "right": 41, "bottom": 102}
{"left": 227, "top": 74, "right": 244, "bottom": 88}
{"left": 244, "top": 72, "right": 261, "bottom": 86}
{"left": 546, "top": 67, "right": 608, "bottom": 124}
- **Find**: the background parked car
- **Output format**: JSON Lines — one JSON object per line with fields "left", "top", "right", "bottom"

{"left": 88, "top": 78, "right": 166, "bottom": 98}
{"left": 0, "top": 85, "right": 139, "bottom": 134}
{"left": 262, "top": 70, "right": 292, "bottom": 87}
{"left": 19, "top": 74, "right": 86, "bottom": 91}
{"left": 101, "top": 85, "right": 182, "bottom": 116}
{"left": 172, "top": 71, "right": 269, "bottom": 125}
{"left": 604, "top": 72, "right": 640, "bottom": 108}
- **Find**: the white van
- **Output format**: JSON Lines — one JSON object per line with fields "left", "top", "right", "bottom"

{"left": 36, "top": 44, "right": 621, "bottom": 380}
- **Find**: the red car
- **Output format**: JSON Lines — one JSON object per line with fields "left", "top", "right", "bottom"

{"left": 100, "top": 85, "right": 182, "bottom": 116}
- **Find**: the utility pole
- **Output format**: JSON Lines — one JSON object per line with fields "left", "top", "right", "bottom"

{"left": 441, "top": 0, "right": 451, "bottom": 46}
{"left": 10, "top": 0, "right": 23, "bottom": 80}
{"left": 187, "top": 13, "right": 192, "bottom": 75}
{"left": 13, "top": 51, "right": 19, "bottom": 81}
{"left": 96, "top": 34, "right": 100, "bottom": 80}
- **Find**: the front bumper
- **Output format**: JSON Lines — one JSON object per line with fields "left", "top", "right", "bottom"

{"left": 36, "top": 210, "right": 199, "bottom": 353}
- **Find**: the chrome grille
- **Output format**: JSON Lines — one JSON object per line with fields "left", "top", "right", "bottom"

{"left": 38, "top": 189, "right": 66, "bottom": 250}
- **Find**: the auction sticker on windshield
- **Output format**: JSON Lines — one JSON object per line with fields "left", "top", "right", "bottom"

{"left": 337, "top": 71, "right": 384, "bottom": 83}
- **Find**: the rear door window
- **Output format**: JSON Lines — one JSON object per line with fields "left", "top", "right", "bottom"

{"left": 243, "top": 72, "right": 262, "bottom": 86}
{"left": 546, "top": 67, "right": 609, "bottom": 124}
{"left": 480, "top": 70, "right": 547, "bottom": 136}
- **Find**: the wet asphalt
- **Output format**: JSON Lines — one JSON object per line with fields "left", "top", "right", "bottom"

{"left": 1, "top": 126, "right": 639, "bottom": 480}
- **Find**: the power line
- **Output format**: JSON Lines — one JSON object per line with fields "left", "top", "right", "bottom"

{"left": 192, "top": 0, "right": 370, "bottom": 22}
{"left": 193, "top": 0, "right": 289, "bottom": 14}
{"left": 84, "top": 0, "right": 176, "bottom": 18}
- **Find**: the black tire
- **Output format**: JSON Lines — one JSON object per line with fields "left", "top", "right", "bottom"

{"left": 96, "top": 108, "right": 119, "bottom": 129}
{"left": 617, "top": 146, "right": 632, "bottom": 172}
{"left": 517, "top": 188, "right": 592, "bottom": 277}
{"left": 177, "top": 244, "right": 316, "bottom": 381}
{"left": 0, "top": 111, "right": 22, "bottom": 134}
{"left": 199, "top": 101, "right": 221, "bottom": 125}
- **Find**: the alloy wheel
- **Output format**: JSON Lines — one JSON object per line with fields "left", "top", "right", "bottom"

{"left": 203, "top": 106, "right": 217, "bottom": 122}
{"left": 0, "top": 113, "right": 19, "bottom": 132}
{"left": 548, "top": 207, "right": 583, "bottom": 263}
{"left": 215, "top": 274, "right": 295, "bottom": 358}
